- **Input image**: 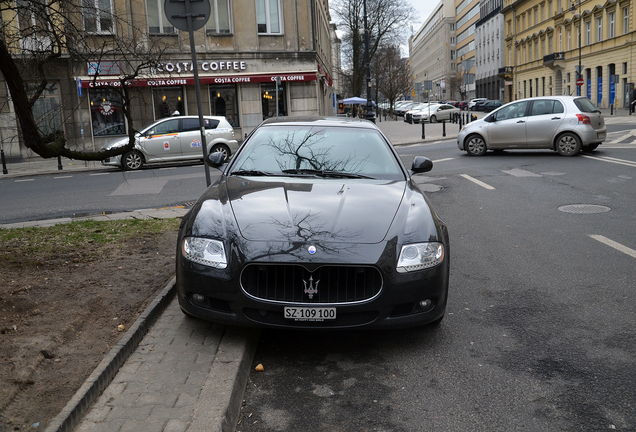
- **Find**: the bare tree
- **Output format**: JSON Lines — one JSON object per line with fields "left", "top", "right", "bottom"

{"left": 331, "top": 0, "right": 416, "bottom": 98}
{"left": 0, "top": 0, "right": 170, "bottom": 161}
{"left": 373, "top": 45, "right": 411, "bottom": 115}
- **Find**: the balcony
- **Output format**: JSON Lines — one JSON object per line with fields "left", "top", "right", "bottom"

{"left": 543, "top": 52, "right": 565, "bottom": 68}
{"left": 498, "top": 66, "right": 514, "bottom": 77}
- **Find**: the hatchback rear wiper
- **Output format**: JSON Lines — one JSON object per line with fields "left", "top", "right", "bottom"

{"left": 282, "top": 169, "right": 374, "bottom": 179}
{"left": 230, "top": 170, "right": 276, "bottom": 176}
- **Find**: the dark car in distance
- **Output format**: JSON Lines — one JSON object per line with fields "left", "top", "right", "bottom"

{"left": 480, "top": 100, "right": 504, "bottom": 112}
{"left": 176, "top": 116, "right": 450, "bottom": 329}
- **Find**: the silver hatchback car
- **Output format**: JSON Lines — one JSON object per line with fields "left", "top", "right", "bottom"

{"left": 101, "top": 116, "right": 239, "bottom": 170}
{"left": 457, "top": 96, "right": 606, "bottom": 156}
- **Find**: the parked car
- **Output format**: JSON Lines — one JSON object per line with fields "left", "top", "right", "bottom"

{"left": 458, "top": 101, "right": 468, "bottom": 110}
{"left": 413, "top": 104, "right": 460, "bottom": 123}
{"left": 473, "top": 100, "right": 490, "bottom": 111}
{"left": 100, "top": 116, "right": 239, "bottom": 170}
{"left": 457, "top": 96, "right": 606, "bottom": 156}
{"left": 468, "top": 98, "right": 488, "bottom": 111}
{"left": 406, "top": 103, "right": 439, "bottom": 123}
{"left": 176, "top": 116, "right": 450, "bottom": 329}
{"left": 394, "top": 102, "right": 419, "bottom": 117}
{"left": 403, "top": 103, "right": 429, "bottom": 123}
{"left": 480, "top": 100, "right": 504, "bottom": 112}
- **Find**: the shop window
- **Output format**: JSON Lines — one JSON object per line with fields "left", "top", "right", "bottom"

{"left": 256, "top": 0, "right": 281, "bottom": 34}
{"left": 206, "top": 0, "right": 231, "bottom": 34}
{"left": 261, "top": 83, "right": 286, "bottom": 120}
{"left": 147, "top": 0, "right": 175, "bottom": 34}
{"left": 153, "top": 87, "right": 184, "bottom": 119}
{"left": 89, "top": 89, "right": 125, "bottom": 137}
{"left": 209, "top": 84, "right": 239, "bottom": 127}
{"left": 28, "top": 82, "right": 63, "bottom": 136}
{"left": 82, "top": 0, "right": 113, "bottom": 33}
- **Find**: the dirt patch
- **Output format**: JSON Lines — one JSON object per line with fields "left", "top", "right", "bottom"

{"left": 0, "top": 228, "right": 178, "bottom": 431}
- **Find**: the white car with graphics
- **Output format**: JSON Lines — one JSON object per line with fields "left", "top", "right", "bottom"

{"left": 100, "top": 116, "right": 239, "bottom": 170}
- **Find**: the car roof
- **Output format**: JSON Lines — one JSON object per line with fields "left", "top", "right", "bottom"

{"left": 259, "top": 116, "right": 380, "bottom": 130}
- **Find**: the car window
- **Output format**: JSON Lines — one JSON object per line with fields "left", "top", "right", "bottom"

{"left": 231, "top": 125, "right": 405, "bottom": 181}
{"left": 493, "top": 101, "right": 528, "bottom": 121}
{"left": 204, "top": 118, "right": 220, "bottom": 129}
{"left": 574, "top": 97, "right": 598, "bottom": 113}
{"left": 531, "top": 100, "right": 565, "bottom": 116}
{"left": 151, "top": 119, "right": 179, "bottom": 135}
{"left": 181, "top": 118, "right": 200, "bottom": 132}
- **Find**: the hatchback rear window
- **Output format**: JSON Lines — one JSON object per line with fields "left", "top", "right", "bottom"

{"left": 574, "top": 98, "right": 598, "bottom": 113}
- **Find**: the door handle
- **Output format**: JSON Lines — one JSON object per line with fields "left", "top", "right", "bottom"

{"left": 551, "top": 117, "right": 561, "bottom": 120}
{"left": 517, "top": 120, "right": 525, "bottom": 123}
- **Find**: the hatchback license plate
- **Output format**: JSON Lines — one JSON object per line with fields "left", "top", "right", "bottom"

{"left": 284, "top": 307, "right": 336, "bottom": 321}
{"left": 598, "top": 132, "right": 606, "bottom": 139}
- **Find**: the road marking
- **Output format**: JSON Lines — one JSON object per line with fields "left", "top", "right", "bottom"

{"left": 90, "top": 172, "right": 110, "bottom": 176}
{"left": 15, "top": 179, "right": 34, "bottom": 182}
{"left": 502, "top": 168, "right": 542, "bottom": 177}
{"left": 460, "top": 174, "right": 495, "bottom": 190}
{"left": 581, "top": 155, "right": 636, "bottom": 168}
{"left": 432, "top": 158, "right": 455, "bottom": 163}
{"left": 54, "top": 176, "right": 73, "bottom": 179}
{"left": 589, "top": 235, "right": 636, "bottom": 259}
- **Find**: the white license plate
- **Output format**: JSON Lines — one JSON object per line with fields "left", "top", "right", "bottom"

{"left": 598, "top": 132, "right": 606, "bottom": 139}
{"left": 284, "top": 307, "right": 336, "bottom": 321}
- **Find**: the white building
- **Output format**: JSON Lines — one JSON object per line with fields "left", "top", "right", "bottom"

{"left": 475, "top": 0, "right": 505, "bottom": 100}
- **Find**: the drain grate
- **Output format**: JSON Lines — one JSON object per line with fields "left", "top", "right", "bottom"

{"left": 558, "top": 204, "right": 611, "bottom": 214}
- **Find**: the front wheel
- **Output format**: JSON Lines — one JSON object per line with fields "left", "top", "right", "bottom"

{"left": 122, "top": 150, "right": 143, "bottom": 170}
{"left": 429, "top": 115, "right": 437, "bottom": 123}
{"left": 465, "top": 135, "right": 487, "bottom": 156}
{"left": 210, "top": 143, "right": 230, "bottom": 162}
{"left": 556, "top": 133, "right": 581, "bottom": 156}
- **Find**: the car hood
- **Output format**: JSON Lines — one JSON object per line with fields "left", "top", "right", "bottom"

{"left": 226, "top": 177, "right": 405, "bottom": 243}
{"left": 100, "top": 134, "right": 140, "bottom": 151}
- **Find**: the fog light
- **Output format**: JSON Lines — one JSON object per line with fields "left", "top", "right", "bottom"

{"left": 192, "top": 293, "right": 206, "bottom": 304}
{"left": 419, "top": 299, "right": 432, "bottom": 309}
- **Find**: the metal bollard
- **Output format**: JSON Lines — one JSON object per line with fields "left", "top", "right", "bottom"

{"left": 442, "top": 120, "right": 446, "bottom": 137}
{"left": 611, "top": 104, "right": 614, "bottom": 115}
{"left": 421, "top": 121, "right": 425, "bottom": 139}
{"left": 57, "top": 155, "right": 63, "bottom": 170}
{"left": 1, "top": 148, "right": 8, "bottom": 175}
{"left": 459, "top": 116, "right": 463, "bottom": 130}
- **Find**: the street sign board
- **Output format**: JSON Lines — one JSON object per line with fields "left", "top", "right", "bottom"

{"left": 164, "top": 0, "right": 210, "bottom": 31}
{"left": 576, "top": 77, "right": 584, "bottom": 86}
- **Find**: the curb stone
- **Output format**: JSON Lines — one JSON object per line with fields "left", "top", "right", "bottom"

{"left": 44, "top": 278, "right": 177, "bottom": 432}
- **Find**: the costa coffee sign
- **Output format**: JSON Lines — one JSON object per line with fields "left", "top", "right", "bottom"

{"left": 81, "top": 72, "right": 318, "bottom": 88}
{"left": 156, "top": 61, "right": 247, "bottom": 73}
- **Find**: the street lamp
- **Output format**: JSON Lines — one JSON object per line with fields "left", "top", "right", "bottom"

{"left": 571, "top": 0, "right": 583, "bottom": 96}
{"left": 363, "top": 0, "right": 374, "bottom": 122}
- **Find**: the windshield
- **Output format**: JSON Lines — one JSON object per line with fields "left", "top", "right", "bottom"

{"left": 230, "top": 125, "right": 405, "bottom": 181}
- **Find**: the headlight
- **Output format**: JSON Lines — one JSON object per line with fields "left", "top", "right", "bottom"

{"left": 182, "top": 237, "right": 227, "bottom": 269}
{"left": 396, "top": 242, "right": 444, "bottom": 273}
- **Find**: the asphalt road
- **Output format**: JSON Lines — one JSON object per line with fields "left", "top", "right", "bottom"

{"left": 235, "top": 141, "right": 636, "bottom": 431}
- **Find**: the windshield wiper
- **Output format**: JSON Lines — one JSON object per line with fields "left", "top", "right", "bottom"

{"left": 282, "top": 169, "right": 374, "bottom": 179}
{"left": 230, "top": 170, "right": 276, "bottom": 177}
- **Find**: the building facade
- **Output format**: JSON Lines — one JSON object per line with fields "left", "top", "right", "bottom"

{"left": 409, "top": 0, "right": 457, "bottom": 101}
{"left": 501, "top": 0, "right": 635, "bottom": 106}
{"left": 0, "top": 0, "right": 337, "bottom": 161}
{"left": 455, "top": 0, "right": 481, "bottom": 99}
{"left": 475, "top": 0, "right": 505, "bottom": 100}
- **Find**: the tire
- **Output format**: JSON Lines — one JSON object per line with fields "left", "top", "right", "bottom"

{"left": 122, "top": 150, "right": 143, "bottom": 170}
{"left": 581, "top": 143, "right": 599, "bottom": 153}
{"left": 429, "top": 115, "right": 437, "bottom": 123}
{"left": 556, "top": 133, "right": 582, "bottom": 156}
{"left": 210, "top": 143, "right": 230, "bottom": 162}
{"left": 465, "top": 134, "right": 487, "bottom": 156}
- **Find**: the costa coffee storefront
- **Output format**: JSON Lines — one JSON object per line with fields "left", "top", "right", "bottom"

{"left": 80, "top": 59, "right": 331, "bottom": 148}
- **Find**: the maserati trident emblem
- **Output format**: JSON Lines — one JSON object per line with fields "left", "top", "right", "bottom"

{"left": 303, "top": 275, "right": 319, "bottom": 299}
{"left": 308, "top": 245, "right": 317, "bottom": 255}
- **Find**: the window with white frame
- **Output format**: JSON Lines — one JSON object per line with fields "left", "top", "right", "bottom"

{"left": 16, "top": 0, "right": 51, "bottom": 51}
{"left": 205, "top": 0, "right": 231, "bottom": 34}
{"left": 83, "top": 0, "right": 113, "bottom": 33}
{"left": 568, "top": 29, "right": 571, "bottom": 50}
{"left": 596, "top": 17, "right": 602, "bottom": 42}
{"left": 256, "top": 0, "right": 281, "bottom": 34}
{"left": 608, "top": 11, "right": 615, "bottom": 38}
{"left": 624, "top": 7, "right": 629, "bottom": 34}
{"left": 27, "top": 82, "right": 64, "bottom": 135}
{"left": 585, "top": 20, "right": 591, "bottom": 44}
{"left": 147, "top": 0, "right": 174, "bottom": 34}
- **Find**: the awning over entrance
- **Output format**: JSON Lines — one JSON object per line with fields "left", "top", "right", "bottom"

{"left": 79, "top": 72, "right": 318, "bottom": 88}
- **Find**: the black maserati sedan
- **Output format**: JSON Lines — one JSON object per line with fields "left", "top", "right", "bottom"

{"left": 176, "top": 117, "right": 450, "bottom": 329}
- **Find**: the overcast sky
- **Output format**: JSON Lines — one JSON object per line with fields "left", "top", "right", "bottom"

{"left": 403, "top": 1, "right": 437, "bottom": 55}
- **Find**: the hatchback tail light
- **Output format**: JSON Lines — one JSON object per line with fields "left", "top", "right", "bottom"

{"left": 576, "top": 114, "right": 591, "bottom": 124}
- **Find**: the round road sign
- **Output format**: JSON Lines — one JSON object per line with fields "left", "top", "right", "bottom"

{"left": 576, "top": 78, "right": 584, "bottom": 86}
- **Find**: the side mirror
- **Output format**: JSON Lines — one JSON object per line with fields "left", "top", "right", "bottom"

{"left": 410, "top": 156, "right": 433, "bottom": 174}
{"left": 206, "top": 151, "right": 225, "bottom": 168}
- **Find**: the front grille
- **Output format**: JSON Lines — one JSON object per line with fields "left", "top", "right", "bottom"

{"left": 241, "top": 264, "right": 382, "bottom": 304}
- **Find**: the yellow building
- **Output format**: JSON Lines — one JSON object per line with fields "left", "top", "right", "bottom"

{"left": 501, "top": 0, "right": 635, "bottom": 108}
